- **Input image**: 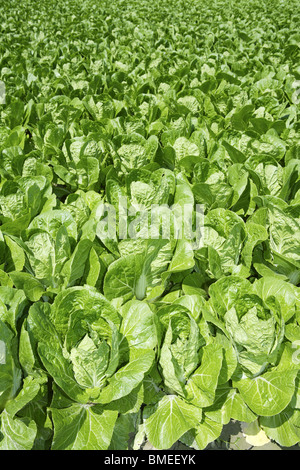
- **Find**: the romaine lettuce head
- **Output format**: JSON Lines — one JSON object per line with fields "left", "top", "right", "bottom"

{"left": 157, "top": 304, "right": 205, "bottom": 395}
{"left": 25, "top": 288, "right": 156, "bottom": 404}
{"left": 204, "top": 276, "right": 285, "bottom": 376}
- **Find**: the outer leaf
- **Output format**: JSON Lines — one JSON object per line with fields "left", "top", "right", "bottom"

{"left": 186, "top": 343, "right": 223, "bottom": 407}
{"left": 261, "top": 408, "right": 300, "bottom": 447}
{"left": 234, "top": 369, "right": 298, "bottom": 416}
{"left": 144, "top": 395, "right": 202, "bottom": 449}
{"left": 0, "top": 410, "right": 37, "bottom": 450}
{"left": 51, "top": 404, "right": 118, "bottom": 450}
{"left": 181, "top": 416, "right": 223, "bottom": 450}
{"left": 205, "top": 384, "right": 257, "bottom": 425}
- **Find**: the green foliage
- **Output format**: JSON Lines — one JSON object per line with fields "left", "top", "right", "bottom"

{"left": 0, "top": 0, "right": 300, "bottom": 450}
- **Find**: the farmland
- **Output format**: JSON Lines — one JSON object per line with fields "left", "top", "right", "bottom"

{"left": 0, "top": 0, "right": 300, "bottom": 450}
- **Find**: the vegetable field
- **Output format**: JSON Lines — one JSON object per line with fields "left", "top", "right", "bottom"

{"left": 0, "top": 0, "right": 300, "bottom": 451}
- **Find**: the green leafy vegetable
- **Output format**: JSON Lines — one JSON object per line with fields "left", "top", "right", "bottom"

{"left": 0, "top": 0, "right": 299, "bottom": 451}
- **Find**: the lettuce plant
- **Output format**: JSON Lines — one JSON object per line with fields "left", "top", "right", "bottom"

{"left": 0, "top": 0, "right": 300, "bottom": 451}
